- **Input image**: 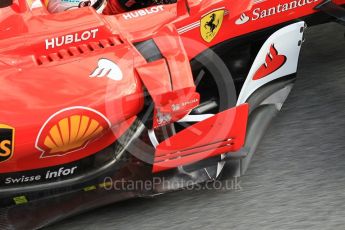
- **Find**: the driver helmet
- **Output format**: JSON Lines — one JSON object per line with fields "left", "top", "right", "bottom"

{"left": 45, "top": 0, "right": 107, "bottom": 13}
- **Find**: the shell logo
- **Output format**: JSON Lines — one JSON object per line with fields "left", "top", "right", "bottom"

{"left": 36, "top": 107, "right": 111, "bottom": 158}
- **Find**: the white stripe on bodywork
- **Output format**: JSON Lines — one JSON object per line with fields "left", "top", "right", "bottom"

{"left": 237, "top": 22, "right": 305, "bottom": 105}
{"left": 177, "top": 22, "right": 201, "bottom": 34}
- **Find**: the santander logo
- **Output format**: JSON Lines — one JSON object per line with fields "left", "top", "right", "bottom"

{"left": 253, "top": 45, "right": 287, "bottom": 80}
{"left": 235, "top": 0, "right": 320, "bottom": 25}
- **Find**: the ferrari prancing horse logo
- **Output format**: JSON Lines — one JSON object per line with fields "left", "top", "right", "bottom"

{"left": 201, "top": 10, "right": 225, "bottom": 43}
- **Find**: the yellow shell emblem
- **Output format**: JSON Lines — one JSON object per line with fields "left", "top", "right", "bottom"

{"left": 200, "top": 10, "right": 225, "bottom": 43}
{"left": 36, "top": 107, "right": 110, "bottom": 158}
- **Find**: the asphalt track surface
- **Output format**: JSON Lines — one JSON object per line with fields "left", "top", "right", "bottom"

{"left": 47, "top": 23, "right": 345, "bottom": 230}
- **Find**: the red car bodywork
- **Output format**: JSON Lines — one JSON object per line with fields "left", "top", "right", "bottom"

{"left": 0, "top": 0, "right": 344, "bottom": 174}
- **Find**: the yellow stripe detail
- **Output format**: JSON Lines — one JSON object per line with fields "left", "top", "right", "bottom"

{"left": 58, "top": 118, "right": 69, "bottom": 145}
{"left": 44, "top": 136, "right": 57, "bottom": 150}
{"left": 77, "top": 116, "right": 90, "bottom": 140}
{"left": 69, "top": 115, "right": 81, "bottom": 144}
{"left": 81, "top": 119, "right": 99, "bottom": 141}
{"left": 49, "top": 125, "right": 63, "bottom": 147}
{"left": 99, "top": 181, "right": 112, "bottom": 188}
{"left": 84, "top": 185, "right": 97, "bottom": 192}
{"left": 13, "top": 196, "right": 28, "bottom": 205}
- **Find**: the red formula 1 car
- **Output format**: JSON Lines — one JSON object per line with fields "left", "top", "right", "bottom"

{"left": 0, "top": 0, "right": 344, "bottom": 228}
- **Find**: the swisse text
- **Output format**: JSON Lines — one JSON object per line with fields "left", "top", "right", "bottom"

{"left": 122, "top": 5, "right": 164, "bottom": 20}
{"left": 45, "top": 28, "right": 99, "bottom": 50}
{"left": 4, "top": 166, "right": 78, "bottom": 185}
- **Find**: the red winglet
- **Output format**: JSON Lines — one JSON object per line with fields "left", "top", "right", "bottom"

{"left": 153, "top": 104, "right": 249, "bottom": 173}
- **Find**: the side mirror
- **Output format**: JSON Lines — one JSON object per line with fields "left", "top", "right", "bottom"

{"left": 0, "top": 0, "right": 13, "bottom": 8}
